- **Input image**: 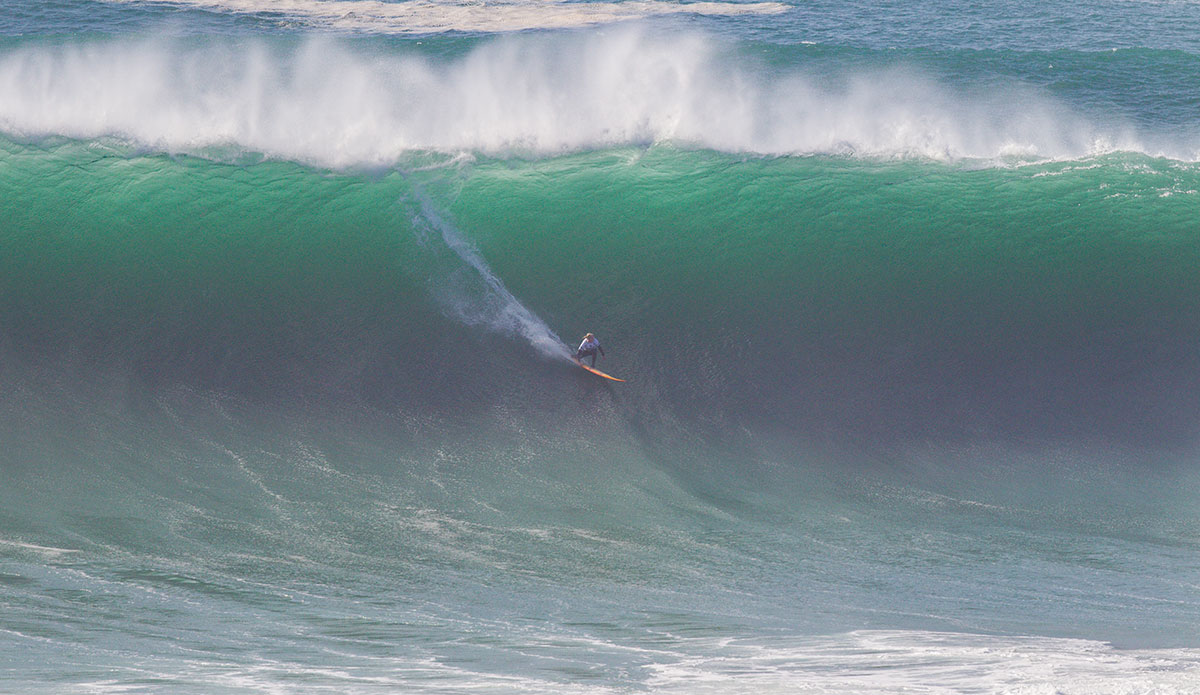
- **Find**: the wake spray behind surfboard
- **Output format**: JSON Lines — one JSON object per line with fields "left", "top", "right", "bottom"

{"left": 401, "top": 174, "right": 573, "bottom": 361}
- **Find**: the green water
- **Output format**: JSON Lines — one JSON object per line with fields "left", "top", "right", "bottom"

{"left": 4, "top": 4, "right": 1200, "bottom": 690}
{"left": 5, "top": 142, "right": 1198, "bottom": 444}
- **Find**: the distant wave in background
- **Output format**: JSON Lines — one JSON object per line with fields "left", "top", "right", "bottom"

{"left": 109, "top": 0, "right": 788, "bottom": 34}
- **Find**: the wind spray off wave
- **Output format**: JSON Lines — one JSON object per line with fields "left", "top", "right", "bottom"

{"left": 0, "top": 30, "right": 1180, "bottom": 166}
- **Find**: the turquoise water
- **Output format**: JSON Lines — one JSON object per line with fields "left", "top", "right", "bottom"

{"left": 3, "top": 1, "right": 1200, "bottom": 692}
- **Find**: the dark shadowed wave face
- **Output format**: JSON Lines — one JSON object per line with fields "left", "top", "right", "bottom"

{"left": 3, "top": 142, "right": 1199, "bottom": 447}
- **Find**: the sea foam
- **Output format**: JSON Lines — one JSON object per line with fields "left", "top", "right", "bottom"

{"left": 645, "top": 631, "right": 1200, "bottom": 695}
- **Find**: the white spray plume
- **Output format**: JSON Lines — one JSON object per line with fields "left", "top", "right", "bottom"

{"left": 0, "top": 29, "right": 1178, "bottom": 166}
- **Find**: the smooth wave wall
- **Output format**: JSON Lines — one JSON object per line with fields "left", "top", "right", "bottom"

{"left": 3, "top": 141, "right": 1200, "bottom": 449}
{"left": 0, "top": 30, "right": 1181, "bottom": 165}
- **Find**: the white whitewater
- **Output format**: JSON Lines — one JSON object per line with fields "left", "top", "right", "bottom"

{"left": 0, "top": 30, "right": 1171, "bottom": 167}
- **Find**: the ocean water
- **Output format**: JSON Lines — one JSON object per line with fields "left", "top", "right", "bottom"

{"left": 3, "top": 1, "right": 1200, "bottom": 692}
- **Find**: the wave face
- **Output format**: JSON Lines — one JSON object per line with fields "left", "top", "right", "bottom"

{"left": 4, "top": 141, "right": 1200, "bottom": 444}
{"left": 3, "top": 6, "right": 1200, "bottom": 694}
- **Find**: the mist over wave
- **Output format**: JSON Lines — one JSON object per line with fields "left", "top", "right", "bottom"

{"left": 0, "top": 29, "right": 1178, "bottom": 166}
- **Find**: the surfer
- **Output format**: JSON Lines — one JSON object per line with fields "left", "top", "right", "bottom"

{"left": 575, "top": 333, "right": 605, "bottom": 367}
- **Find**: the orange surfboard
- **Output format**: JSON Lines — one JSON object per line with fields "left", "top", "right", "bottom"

{"left": 574, "top": 358, "right": 625, "bottom": 382}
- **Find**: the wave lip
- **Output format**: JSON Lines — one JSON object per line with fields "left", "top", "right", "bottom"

{"left": 109, "top": 0, "right": 788, "bottom": 34}
{"left": 0, "top": 30, "right": 1189, "bottom": 166}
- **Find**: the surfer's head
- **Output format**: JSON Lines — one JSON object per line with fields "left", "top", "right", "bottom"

{"left": 584, "top": 333, "right": 594, "bottom": 339}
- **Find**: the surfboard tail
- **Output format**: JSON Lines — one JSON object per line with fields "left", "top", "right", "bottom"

{"left": 574, "top": 358, "right": 626, "bottom": 382}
